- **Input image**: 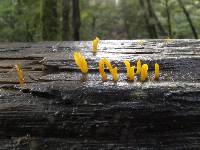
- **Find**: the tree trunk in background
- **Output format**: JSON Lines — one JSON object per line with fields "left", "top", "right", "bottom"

{"left": 178, "top": 0, "right": 198, "bottom": 39}
{"left": 139, "top": 0, "right": 157, "bottom": 38}
{"left": 11, "top": 0, "right": 19, "bottom": 42}
{"left": 62, "top": 0, "right": 70, "bottom": 40}
{"left": 25, "top": 22, "right": 33, "bottom": 42}
{"left": 124, "top": 20, "right": 131, "bottom": 39}
{"left": 147, "top": 0, "right": 165, "bottom": 38}
{"left": 149, "top": 0, "right": 167, "bottom": 36}
{"left": 92, "top": 17, "right": 96, "bottom": 35}
{"left": 165, "top": 0, "right": 172, "bottom": 37}
{"left": 41, "top": 0, "right": 58, "bottom": 41}
{"left": 72, "top": 0, "right": 81, "bottom": 41}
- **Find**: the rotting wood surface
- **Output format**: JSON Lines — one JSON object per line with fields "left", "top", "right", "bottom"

{"left": 0, "top": 40, "right": 200, "bottom": 149}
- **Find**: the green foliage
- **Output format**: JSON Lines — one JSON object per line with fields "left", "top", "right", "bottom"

{"left": 0, "top": 0, "right": 199, "bottom": 41}
{"left": 0, "top": 0, "right": 41, "bottom": 41}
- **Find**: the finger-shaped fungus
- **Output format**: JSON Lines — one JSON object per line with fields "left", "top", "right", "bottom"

{"left": 164, "top": 37, "right": 172, "bottom": 44}
{"left": 136, "top": 60, "right": 142, "bottom": 75}
{"left": 138, "top": 40, "right": 145, "bottom": 46}
{"left": 154, "top": 63, "right": 160, "bottom": 80}
{"left": 124, "top": 60, "right": 135, "bottom": 81}
{"left": 140, "top": 64, "right": 148, "bottom": 82}
{"left": 99, "top": 58, "right": 118, "bottom": 81}
{"left": 74, "top": 52, "right": 88, "bottom": 73}
{"left": 92, "top": 37, "right": 100, "bottom": 53}
{"left": 15, "top": 64, "right": 25, "bottom": 87}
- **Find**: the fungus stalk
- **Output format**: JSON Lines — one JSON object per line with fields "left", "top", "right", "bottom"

{"left": 15, "top": 64, "right": 25, "bottom": 87}
{"left": 92, "top": 37, "right": 100, "bottom": 53}
{"left": 154, "top": 63, "right": 160, "bottom": 80}
{"left": 124, "top": 60, "right": 135, "bottom": 81}
{"left": 136, "top": 60, "right": 142, "bottom": 75}
{"left": 140, "top": 64, "right": 148, "bottom": 82}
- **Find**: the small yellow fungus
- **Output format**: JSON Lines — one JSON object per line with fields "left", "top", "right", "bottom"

{"left": 15, "top": 64, "right": 25, "bottom": 87}
{"left": 138, "top": 40, "right": 145, "bottom": 46}
{"left": 140, "top": 64, "right": 148, "bottom": 82}
{"left": 124, "top": 60, "right": 135, "bottom": 81}
{"left": 73, "top": 52, "right": 88, "bottom": 73}
{"left": 99, "top": 58, "right": 118, "bottom": 81}
{"left": 154, "top": 63, "right": 160, "bottom": 80}
{"left": 164, "top": 37, "right": 172, "bottom": 44}
{"left": 136, "top": 60, "right": 142, "bottom": 75}
{"left": 92, "top": 37, "right": 100, "bottom": 53}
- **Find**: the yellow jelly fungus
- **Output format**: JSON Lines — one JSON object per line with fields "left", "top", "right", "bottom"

{"left": 15, "top": 64, "right": 25, "bottom": 87}
{"left": 164, "top": 37, "right": 172, "bottom": 44}
{"left": 124, "top": 60, "right": 135, "bottom": 81}
{"left": 99, "top": 58, "right": 118, "bottom": 81}
{"left": 140, "top": 64, "right": 148, "bottom": 82}
{"left": 92, "top": 37, "right": 100, "bottom": 53}
{"left": 73, "top": 52, "right": 88, "bottom": 74}
{"left": 154, "top": 63, "right": 160, "bottom": 80}
{"left": 138, "top": 40, "right": 145, "bottom": 46}
{"left": 136, "top": 60, "right": 142, "bottom": 75}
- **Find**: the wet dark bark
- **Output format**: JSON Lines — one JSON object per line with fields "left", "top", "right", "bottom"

{"left": 72, "top": 0, "right": 81, "bottom": 41}
{"left": 178, "top": 0, "right": 198, "bottom": 39}
{"left": 0, "top": 40, "right": 200, "bottom": 149}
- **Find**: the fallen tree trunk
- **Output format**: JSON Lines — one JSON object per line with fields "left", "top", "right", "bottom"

{"left": 0, "top": 40, "right": 200, "bottom": 149}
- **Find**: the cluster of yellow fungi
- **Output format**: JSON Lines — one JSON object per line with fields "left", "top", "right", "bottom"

{"left": 73, "top": 37, "right": 160, "bottom": 82}
{"left": 74, "top": 53, "right": 160, "bottom": 82}
{"left": 15, "top": 38, "right": 161, "bottom": 86}
{"left": 124, "top": 60, "right": 159, "bottom": 82}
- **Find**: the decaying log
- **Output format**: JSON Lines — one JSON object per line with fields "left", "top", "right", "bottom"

{"left": 0, "top": 40, "right": 200, "bottom": 149}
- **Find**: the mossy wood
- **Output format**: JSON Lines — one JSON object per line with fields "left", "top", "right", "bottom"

{"left": 0, "top": 40, "right": 200, "bottom": 149}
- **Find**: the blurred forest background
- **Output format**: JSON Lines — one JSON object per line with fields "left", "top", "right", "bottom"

{"left": 0, "top": 0, "right": 199, "bottom": 41}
